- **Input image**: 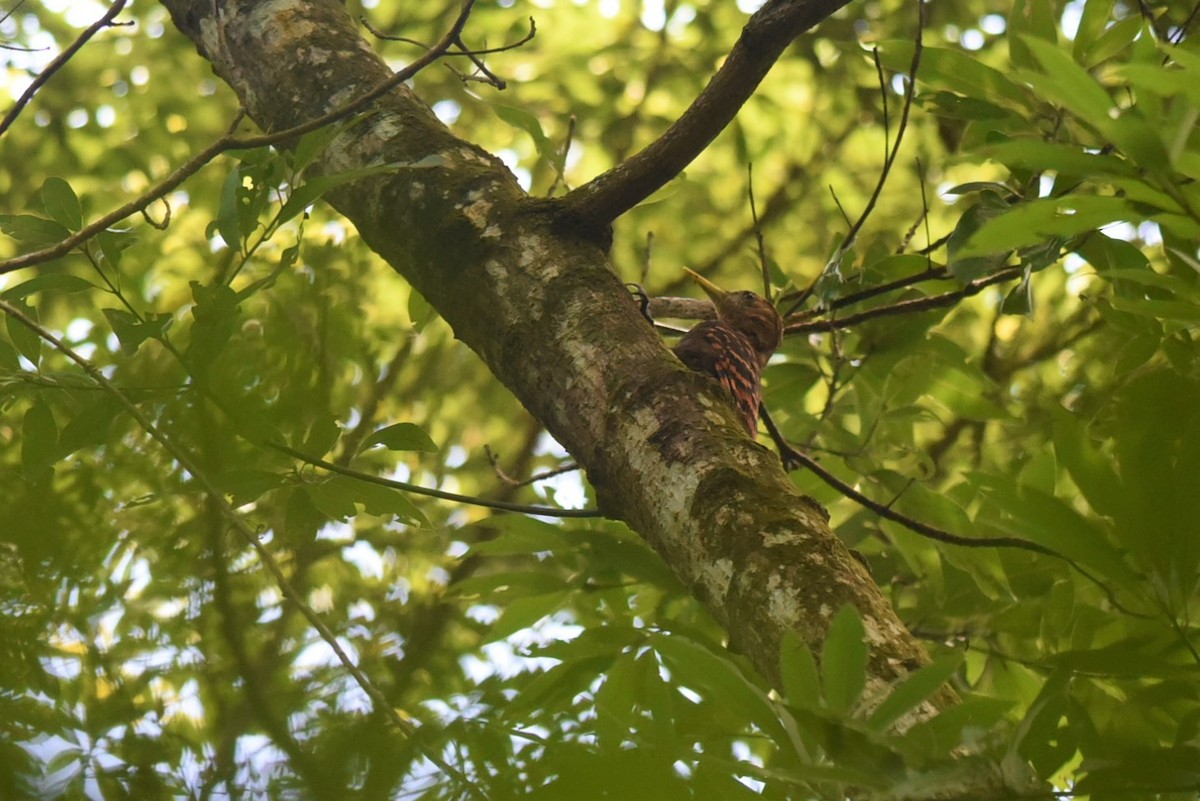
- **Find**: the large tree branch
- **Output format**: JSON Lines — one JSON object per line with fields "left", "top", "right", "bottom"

{"left": 160, "top": 0, "right": 944, "bottom": 717}
{"left": 561, "top": 0, "right": 854, "bottom": 230}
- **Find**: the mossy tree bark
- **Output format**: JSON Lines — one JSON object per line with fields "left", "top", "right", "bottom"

{"left": 161, "top": 0, "right": 943, "bottom": 715}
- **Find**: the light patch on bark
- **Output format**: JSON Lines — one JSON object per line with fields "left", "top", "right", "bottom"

{"left": 519, "top": 235, "right": 563, "bottom": 281}
{"left": 761, "top": 527, "right": 803, "bottom": 548}
{"left": 458, "top": 190, "right": 493, "bottom": 232}
{"left": 766, "top": 572, "right": 802, "bottom": 626}
{"left": 870, "top": 608, "right": 912, "bottom": 643}
{"left": 703, "top": 557, "right": 735, "bottom": 599}
{"left": 197, "top": 17, "right": 223, "bottom": 63}
{"left": 483, "top": 259, "right": 516, "bottom": 317}
{"left": 307, "top": 47, "right": 332, "bottom": 66}
{"left": 860, "top": 614, "right": 889, "bottom": 646}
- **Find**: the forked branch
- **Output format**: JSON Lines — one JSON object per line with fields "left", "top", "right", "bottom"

{"left": 560, "top": 0, "right": 852, "bottom": 229}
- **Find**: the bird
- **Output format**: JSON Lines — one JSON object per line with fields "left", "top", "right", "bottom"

{"left": 673, "top": 268, "right": 783, "bottom": 439}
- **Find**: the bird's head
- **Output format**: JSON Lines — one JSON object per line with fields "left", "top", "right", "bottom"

{"left": 683, "top": 268, "right": 783, "bottom": 358}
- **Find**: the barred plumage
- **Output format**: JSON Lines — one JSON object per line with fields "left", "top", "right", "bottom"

{"left": 674, "top": 269, "right": 782, "bottom": 438}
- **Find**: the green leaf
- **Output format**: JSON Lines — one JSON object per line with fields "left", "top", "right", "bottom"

{"left": 215, "top": 167, "right": 244, "bottom": 251}
{"left": 975, "top": 139, "right": 1135, "bottom": 180}
{"left": 487, "top": 592, "right": 570, "bottom": 642}
{"left": 0, "top": 214, "right": 72, "bottom": 247}
{"left": 1075, "top": 231, "right": 1150, "bottom": 273}
{"left": 45, "top": 747, "right": 83, "bottom": 776}
{"left": 468, "top": 515, "right": 580, "bottom": 556}
{"left": 593, "top": 651, "right": 645, "bottom": 745}
{"left": 868, "top": 652, "right": 964, "bottom": 731}
{"left": 1, "top": 274, "right": 95, "bottom": 300}
{"left": 40, "top": 177, "right": 83, "bottom": 231}
{"left": 946, "top": 197, "right": 1013, "bottom": 280}
{"left": 727, "top": 754, "right": 891, "bottom": 791}
{"left": 1082, "top": 16, "right": 1142, "bottom": 67}
{"left": 216, "top": 470, "right": 288, "bottom": 507}
{"left": 1000, "top": 272, "right": 1033, "bottom": 315}
{"left": 903, "top": 696, "right": 1015, "bottom": 754}
{"left": 185, "top": 281, "right": 238, "bottom": 368}
{"left": 301, "top": 413, "right": 341, "bottom": 458}
{"left": 877, "top": 43, "right": 1033, "bottom": 112}
{"left": 97, "top": 230, "right": 134, "bottom": 271}
{"left": 341, "top": 478, "right": 428, "bottom": 526}
{"left": 357, "top": 422, "right": 438, "bottom": 454}
{"left": 959, "top": 195, "right": 1135, "bottom": 258}
{"left": 407, "top": 287, "right": 435, "bottom": 332}
{"left": 821, "top": 605, "right": 868, "bottom": 714}
{"left": 102, "top": 308, "right": 172, "bottom": 355}
{"left": 0, "top": 338, "right": 19, "bottom": 370}
{"left": 779, "top": 630, "right": 821, "bottom": 709}
{"left": 1016, "top": 36, "right": 1112, "bottom": 128}
{"left": 22, "top": 400, "right": 58, "bottom": 481}
{"left": 492, "top": 103, "right": 555, "bottom": 165}
{"left": 972, "top": 473, "right": 1140, "bottom": 587}
{"left": 1072, "top": 0, "right": 1115, "bottom": 65}
{"left": 1018, "top": 36, "right": 1169, "bottom": 170}
{"left": 648, "top": 632, "right": 794, "bottom": 749}
{"left": 1117, "top": 63, "right": 1200, "bottom": 103}
{"left": 305, "top": 479, "right": 359, "bottom": 521}
{"left": 277, "top": 156, "right": 443, "bottom": 226}
{"left": 1109, "top": 296, "right": 1200, "bottom": 323}
{"left": 505, "top": 654, "right": 615, "bottom": 720}
{"left": 1008, "top": 0, "right": 1058, "bottom": 69}
{"left": 58, "top": 396, "right": 121, "bottom": 457}
{"left": 291, "top": 121, "right": 349, "bottom": 174}
{"left": 450, "top": 570, "right": 571, "bottom": 601}
{"left": 6, "top": 299, "right": 41, "bottom": 366}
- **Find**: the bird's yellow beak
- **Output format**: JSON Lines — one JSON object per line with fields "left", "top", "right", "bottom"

{"left": 682, "top": 267, "right": 728, "bottom": 304}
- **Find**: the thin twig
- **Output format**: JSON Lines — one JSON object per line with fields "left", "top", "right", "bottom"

{"left": 1135, "top": 0, "right": 1170, "bottom": 42}
{"left": 0, "top": 0, "right": 129, "bottom": 137}
{"left": 641, "top": 232, "right": 655, "bottom": 285}
{"left": 0, "top": 297, "right": 488, "bottom": 800}
{"left": 271, "top": 441, "right": 603, "bottom": 518}
{"left": 1, "top": 0, "right": 480, "bottom": 276}
{"left": 840, "top": 0, "right": 924, "bottom": 251}
{"left": 0, "top": 0, "right": 31, "bottom": 26}
{"left": 746, "top": 163, "right": 771, "bottom": 297}
{"left": 872, "top": 47, "right": 890, "bottom": 158}
{"left": 1172, "top": 1, "right": 1200, "bottom": 44}
{"left": 758, "top": 404, "right": 1145, "bottom": 618}
{"left": 785, "top": 266, "right": 1023, "bottom": 335}
{"left": 361, "top": 14, "right": 535, "bottom": 57}
{"left": 787, "top": 265, "right": 951, "bottom": 323}
{"left": 548, "top": 115, "right": 576, "bottom": 196}
{"left": 484, "top": 445, "right": 580, "bottom": 488}
{"left": 361, "top": 13, "right": 536, "bottom": 90}
{"left": 782, "top": 0, "right": 925, "bottom": 319}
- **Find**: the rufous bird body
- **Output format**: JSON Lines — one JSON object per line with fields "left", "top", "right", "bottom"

{"left": 673, "top": 268, "right": 782, "bottom": 438}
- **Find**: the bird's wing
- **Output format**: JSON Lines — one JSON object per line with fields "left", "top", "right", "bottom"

{"left": 673, "top": 321, "right": 762, "bottom": 436}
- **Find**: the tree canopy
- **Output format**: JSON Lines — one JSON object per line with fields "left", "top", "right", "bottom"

{"left": 2, "top": 1, "right": 1199, "bottom": 799}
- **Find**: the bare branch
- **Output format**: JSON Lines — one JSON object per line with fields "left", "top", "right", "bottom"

{"left": 0, "top": 1, "right": 478, "bottom": 277}
{"left": 362, "top": 13, "right": 536, "bottom": 90}
{"left": 0, "top": 0, "right": 129, "bottom": 137}
{"left": 785, "top": 266, "right": 1023, "bottom": 335}
{"left": 269, "top": 440, "right": 602, "bottom": 518}
{"left": 560, "top": 0, "right": 852, "bottom": 229}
